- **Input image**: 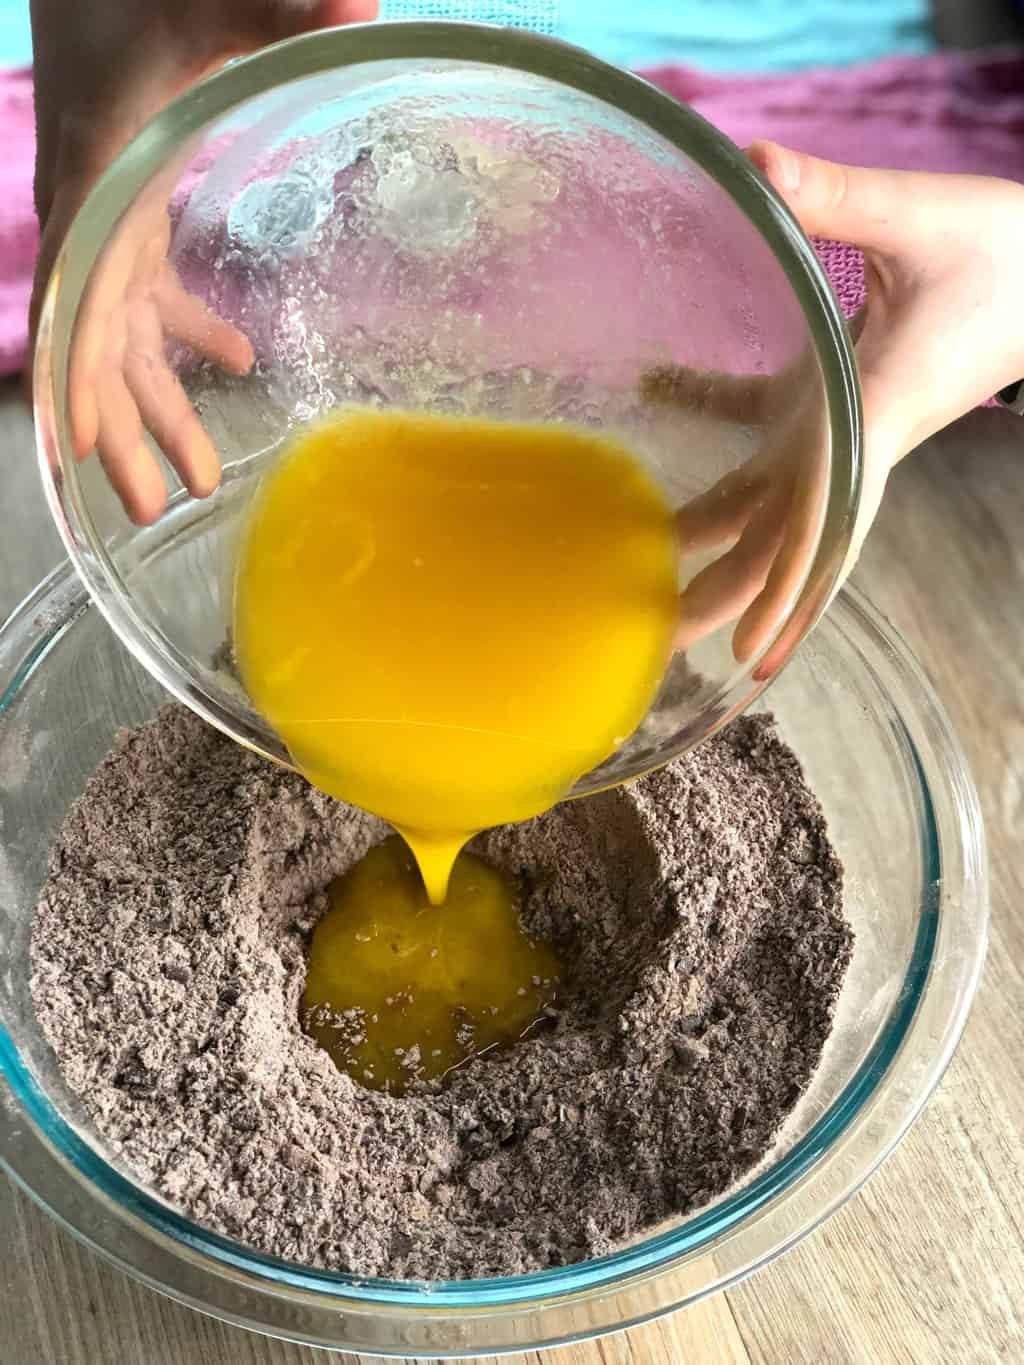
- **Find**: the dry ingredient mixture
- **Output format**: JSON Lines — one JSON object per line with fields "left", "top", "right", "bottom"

{"left": 30, "top": 705, "right": 851, "bottom": 1280}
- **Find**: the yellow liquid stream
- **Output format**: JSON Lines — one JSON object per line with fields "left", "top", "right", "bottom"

{"left": 234, "top": 406, "right": 679, "bottom": 903}
{"left": 302, "top": 836, "right": 561, "bottom": 1094}
{"left": 235, "top": 407, "right": 677, "bottom": 1093}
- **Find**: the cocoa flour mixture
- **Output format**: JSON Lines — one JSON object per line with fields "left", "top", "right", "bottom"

{"left": 30, "top": 706, "right": 851, "bottom": 1280}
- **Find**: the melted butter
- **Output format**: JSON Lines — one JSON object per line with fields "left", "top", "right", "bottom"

{"left": 233, "top": 406, "right": 678, "bottom": 904}
{"left": 301, "top": 836, "right": 561, "bottom": 1094}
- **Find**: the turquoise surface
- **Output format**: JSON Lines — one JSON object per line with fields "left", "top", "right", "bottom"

{"left": 0, "top": 1, "right": 29, "bottom": 66}
{"left": 555, "top": 0, "right": 933, "bottom": 72}
{"left": 0, "top": 0, "right": 934, "bottom": 72}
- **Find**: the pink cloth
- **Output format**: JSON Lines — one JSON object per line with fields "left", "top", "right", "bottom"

{"left": 2, "top": 47, "right": 1024, "bottom": 375}
{"left": 0, "top": 68, "right": 36, "bottom": 375}
{"left": 646, "top": 47, "right": 1024, "bottom": 321}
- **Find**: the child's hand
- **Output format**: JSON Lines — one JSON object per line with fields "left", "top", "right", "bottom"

{"left": 30, "top": 0, "right": 375, "bottom": 522}
{"left": 63, "top": 187, "right": 255, "bottom": 523}
{"left": 643, "top": 349, "right": 826, "bottom": 669}
{"left": 671, "top": 143, "right": 1024, "bottom": 668}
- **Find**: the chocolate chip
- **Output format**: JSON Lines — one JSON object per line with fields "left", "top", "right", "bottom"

{"left": 218, "top": 981, "right": 241, "bottom": 1007}
{"left": 114, "top": 1054, "right": 159, "bottom": 1098}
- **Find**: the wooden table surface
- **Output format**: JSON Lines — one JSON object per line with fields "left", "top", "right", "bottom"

{"left": 2, "top": 382, "right": 1022, "bottom": 1363}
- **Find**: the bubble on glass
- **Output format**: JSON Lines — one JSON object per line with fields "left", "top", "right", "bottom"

{"left": 228, "top": 174, "right": 333, "bottom": 257}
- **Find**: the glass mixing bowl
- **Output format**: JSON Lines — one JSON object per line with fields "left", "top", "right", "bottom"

{"left": 0, "top": 555, "right": 986, "bottom": 1358}
{"left": 33, "top": 22, "right": 861, "bottom": 792}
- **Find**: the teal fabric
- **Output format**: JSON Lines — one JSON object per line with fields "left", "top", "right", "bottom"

{"left": 0, "top": 0, "right": 935, "bottom": 72}
{"left": 382, "top": 0, "right": 556, "bottom": 33}
{"left": 0, "top": 2, "right": 29, "bottom": 66}
{"left": 555, "top": 0, "right": 933, "bottom": 72}
{"left": 380, "top": 0, "right": 934, "bottom": 70}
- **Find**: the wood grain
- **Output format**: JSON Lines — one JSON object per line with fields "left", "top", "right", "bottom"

{"left": 2, "top": 383, "right": 1022, "bottom": 1363}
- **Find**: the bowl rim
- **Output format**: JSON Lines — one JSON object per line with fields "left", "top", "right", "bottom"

{"left": 0, "top": 560, "right": 987, "bottom": 1356}
{"left": 32, "top": 19, "right": 863, "bottom": 792}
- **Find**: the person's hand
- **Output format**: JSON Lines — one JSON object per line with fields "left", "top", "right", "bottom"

{"left": 643, "top": 347, "right": 826, "bottom": 667}
{"left": 30, "top": 0, "right": 376, "bottom": 522}
{"left": 668, "top": 142, "right": 1024, "bottom": 666}
{"left": 62, "top": 189, "right": 258, "bottom": 522}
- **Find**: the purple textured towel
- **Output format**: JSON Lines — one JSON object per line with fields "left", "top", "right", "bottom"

{"left": 2, "top": 47, "right": 1023, "bottom": 376}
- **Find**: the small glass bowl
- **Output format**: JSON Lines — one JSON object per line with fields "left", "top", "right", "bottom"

{"left": 33, "top": 22, "right": 861, "bottom": 795}
{"left": 0, "top": 552, "right": 986, "bottom": 1358}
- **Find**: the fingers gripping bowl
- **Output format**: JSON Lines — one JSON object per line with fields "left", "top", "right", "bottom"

{"left": 33, "top": 22, "right": 861, "bottom": 785}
